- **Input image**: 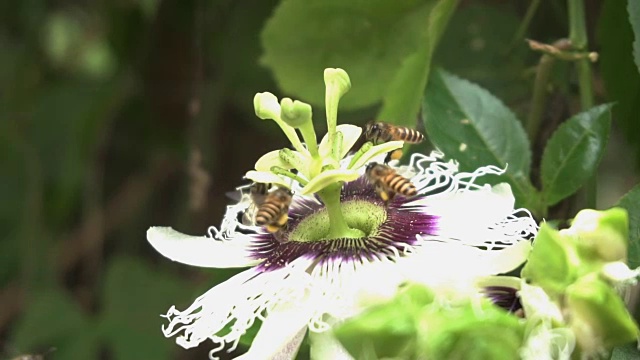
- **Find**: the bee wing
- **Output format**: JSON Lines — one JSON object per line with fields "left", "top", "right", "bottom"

{"left": 225, "top": 189, "right": 244, "bottom": 202}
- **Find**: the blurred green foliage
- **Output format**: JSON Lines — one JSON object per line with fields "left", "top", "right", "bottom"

{"left": 1, "top": 0, "right": 639, "bottom": 359}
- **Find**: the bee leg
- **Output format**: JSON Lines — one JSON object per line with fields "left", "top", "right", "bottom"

{"left": 266, "top": 224, "right": 280, "bottom": 233}
{"left": 266, "top": 214, "right": 289, "bottom": 234}
{"left": 379, "top": 190, "right": 395, "bottom": 206}
{"left": 384, "top": 149, "right": 403, "bottom": 163}
{"left": 276, "top": 213, "right": 289, "bottom": 226}
{"left": 384, "top": 191, "right": 396, "bottom": 206}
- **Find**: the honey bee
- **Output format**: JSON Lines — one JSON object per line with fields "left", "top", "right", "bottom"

{"left": 255, "top": 186, "right": 293, "bottom": 233}
{"left": 364, "top": 121, "right": 425, "bottom": 161}
{"left": 241, "top": 182, "right": 271, "bottom": 226}
{"left": 365, "top": 162, "right": 417, "bottom": 204}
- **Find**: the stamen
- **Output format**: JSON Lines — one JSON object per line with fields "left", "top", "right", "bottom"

{"left": 270, "top": 166, "right": 308, "bottom": 186}
{"left": 347, "top": 141, "right": 373, "bottom": 169}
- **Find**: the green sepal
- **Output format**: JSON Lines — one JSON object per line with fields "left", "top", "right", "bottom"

{"left": 521, "top": 224, "right": 578, "bottom": 297}
{"left": 417, "top": 299, "right": 525, "bottom": 360}
{"left": 333, "top": 284, "right": 433, "bottom": 359}
{"left": 565, "top": 208, "right": 629, "bottom": 263}
{"left": 567, "top": 276, "right": 640, "bottom": 350}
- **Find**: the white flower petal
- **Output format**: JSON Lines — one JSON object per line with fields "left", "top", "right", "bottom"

{"left": 237, "top": 302, "right": 314, "bottom": 360}
{"left": 519, "top": 282, "right": 564, "bottom": 323}
{"left": 424, "top": 183, "right": 534, "bottom": 248}
{"left": 147, "top": 227, "right": 260, "bottom": 268}
{"left": 244, "top": 171, "right": 291, "bottom": 187}
{"left": 349, "top": 141, "right": 404, "bottom": 169}
{"left": 318, "top": 124, "right": 363, "bottom": 159}
{"left": 255, "top": 150, "right": 296, "bottom": 172}
{"left": 400, "top": 241, "right": 530, "bottom": 299}
{"left": 300, "top": 169, "right": 360, "bottom": 195}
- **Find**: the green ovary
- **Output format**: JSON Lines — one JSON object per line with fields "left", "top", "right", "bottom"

{"left": 288, "top": 201, "right": 387, "bottom": 243}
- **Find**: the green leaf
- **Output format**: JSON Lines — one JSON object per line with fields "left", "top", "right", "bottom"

{"left": 376, "top": 0, "right": 459, "bottom": 125}
{"left": 422, "top": 68, "right": 534, "bottom": 206}
{"left": 432, "top": 5, "right": 530, "bottom": 109}
{"left": 611, "top": 342, "right": 640, "bottom": 360}
{"left": 598, "top": 0, "right": 640, "bottom": 166}
{"left": 12, "top": 289, "right": 98, "bottom": 360}
{"left": 540, "top": 104, "right": 612, "bottom": 206}
{"left": 629, "top": 0, "right": 640, "bottom": 74}
{"left": 615, "top": 184, "right": 640, "bottom": 268}
{"left": 100, "top": 256, "right": 191, "bottom": 360}
{"left": 261, "top": 0, "right": 439, "bottom": 110}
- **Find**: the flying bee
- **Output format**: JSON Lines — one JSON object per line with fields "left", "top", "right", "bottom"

{"left": 365, "top": 162, "right": 417, "bottom": 204}
{"left": 364, "top": 121, "right": 425, "bottom": 162}
{"left": 240, "top": 182, "right": 271, "bottom": 226}
{"left": 255, "top": 186, "right": 293, "bottom": 233}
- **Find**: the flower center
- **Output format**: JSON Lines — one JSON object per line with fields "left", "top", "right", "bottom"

{"left": 251, "top": 177, "right": 439, "bottom": 271}
{"left": 288, "top": 200, "right": 387, "bottom": 242}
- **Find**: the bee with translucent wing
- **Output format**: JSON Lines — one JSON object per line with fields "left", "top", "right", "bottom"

{"left": 364, "top": 121, "right": 425, "bottom": 162}
{"left": 365, "top": 162, "right": 417, "bottom": 205}
{"left": 255, "top": 186, "right": 293, "bottom": 233}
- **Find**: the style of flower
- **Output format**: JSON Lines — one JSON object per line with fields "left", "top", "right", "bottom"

{"left": 147, "top": 68, "right": 538, "bottom": 359}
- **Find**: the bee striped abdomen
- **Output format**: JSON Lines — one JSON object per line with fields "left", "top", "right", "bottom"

{"left": 254, "top": 187, "right": 292, "bottom": 233}
{"left": 394, "top": 127, "right": 424, "bottom": 143}
{"left": 255, "top": 202, "right": 283, "bottom": 225}
{"left": 385, "top": 174, "right": 417, "bottom": 196}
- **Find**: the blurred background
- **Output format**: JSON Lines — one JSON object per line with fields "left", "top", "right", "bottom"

{"left": 1, "top": 0, "right": 638, "bottom": 359}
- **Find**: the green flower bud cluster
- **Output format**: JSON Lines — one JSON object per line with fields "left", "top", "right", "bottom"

{"left": 521, "top": 208, "right": 640, "bottom": 356}
{"left": 333, "top": 284, "right": 525, "bottom": 360}
{"left": 334, "top": 208, "right": 639, "bottom": 359}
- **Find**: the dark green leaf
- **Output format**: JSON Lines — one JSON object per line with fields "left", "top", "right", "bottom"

{"left": 611, "top": 342, "right": 640, "bottom": 360}
{"left": 261, "top": 0, "right": 439, "bottom": 110}
{"left": 615, "top": 184, "right": 640, "bottom": 268}
{"left": 100, "top": 256, "right": 191, "bottom": 360}
{"left": 628, "top": 0, "right": 640, "bottom": 74}
{"left": 422, "top": 68, "right": 534, "bottom": 207}
{"left": 11, "top": 289, "right": 98, "bottom": 360}
{"left": 376, "top": 0, "right": 459, "bottom": 126}
{"left": 540, "top": 104, "right": 612, "bottom": 206}
{"left": 432, "top": 5, "right": 531, "bottom": 109}
{"left": 598, "top": 0, "right": 640, "bottom": 166}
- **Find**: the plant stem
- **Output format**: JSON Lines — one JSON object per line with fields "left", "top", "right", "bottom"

{"left": 509, "top": 0, "right": 541, "bottom": 52}
{"left": 568, "top": 0, "right": 596, "bottom": 208}
{"left": 526, "top": 54, "right": 555, "bottom": 142}
{"left": 317, "top": 184, "right": 365, "bottom": 239}
{"left": 298, "top": 121, "right": 319, "bottom": 157}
